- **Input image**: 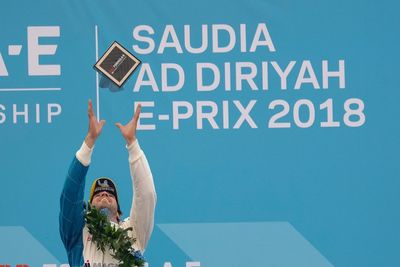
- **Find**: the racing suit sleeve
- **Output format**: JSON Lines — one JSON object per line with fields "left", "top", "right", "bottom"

{"left": 127, "top": 139, "right": 157, "bottom": 252}
{"left": 59, "top": 142, "right": 93, "bottom": 265}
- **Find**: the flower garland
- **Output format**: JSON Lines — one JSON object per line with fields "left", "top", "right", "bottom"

{"left": 84, "top": 203, "right": 145, "bottom": 267}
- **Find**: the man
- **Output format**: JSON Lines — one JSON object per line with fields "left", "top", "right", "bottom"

{"left": 59, "top": 100, "right": 156, "bottom": 267}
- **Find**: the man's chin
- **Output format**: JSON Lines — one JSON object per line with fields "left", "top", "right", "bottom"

{"left": 92, "top": 201, "right": 117, "bottom": 214}
{"left": 93, "top": 203, "right": 110, "bottom": 210}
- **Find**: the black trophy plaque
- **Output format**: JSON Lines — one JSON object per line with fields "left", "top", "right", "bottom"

{"left": 94, "top": 41, "right": 141, "bottom": 87}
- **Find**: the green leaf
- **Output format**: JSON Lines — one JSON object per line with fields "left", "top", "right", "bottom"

{"left": 84, "top": 203, "right": 145, "bottom": 266}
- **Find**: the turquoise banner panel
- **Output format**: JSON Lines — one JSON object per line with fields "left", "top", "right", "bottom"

{"left": 1, "top": 0, "right": 399, "bottom": 266}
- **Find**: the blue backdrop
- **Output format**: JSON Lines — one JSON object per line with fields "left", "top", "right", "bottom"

{"left": 1, "top": 0, "right": 399, "bottom": 266}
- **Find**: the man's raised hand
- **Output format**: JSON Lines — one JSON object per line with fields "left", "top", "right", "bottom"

{"left": 85, "top": 99, "right": 106, "bottom": 148}
{"left": 115, "top": 104, "right": 141, "bottom": 146}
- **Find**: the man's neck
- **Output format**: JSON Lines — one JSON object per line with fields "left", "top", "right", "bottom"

{"left": 100, "top": 208, "right": 119, "bottom": 223}
{"left": 109, "top": 216, "right": 119, "bottom": 224}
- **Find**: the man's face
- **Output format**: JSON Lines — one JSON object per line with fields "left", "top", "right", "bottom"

{"left": 91, "top": 191, "right": 118, "bottom": 215}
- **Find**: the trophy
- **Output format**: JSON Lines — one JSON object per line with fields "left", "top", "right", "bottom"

{"left": 94, "top": 41, "right": 141, "bottom": 90}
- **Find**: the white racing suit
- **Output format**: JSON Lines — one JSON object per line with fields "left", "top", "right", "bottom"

{"left": 59, "top": 140, "right": 156, "bottom": 267}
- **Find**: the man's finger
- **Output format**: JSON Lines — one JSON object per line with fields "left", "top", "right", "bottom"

{"left": 115, "top": 122, "right": 123, "bottom": 129}
{"left": 133, "top": 104, "right": 141, "bottom": 124}
{"left": 88, "top": 99, "right": 94, "bottom": 117}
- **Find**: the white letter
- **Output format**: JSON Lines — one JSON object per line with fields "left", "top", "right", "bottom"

{"left": 323, "top": 60, "right": 345, "bottom": 89}
{"left": 28, "top": 26, "right": 60, "bottom": 75}
{"left": 271, "top": 61, "right": 296, "bottom": 90}
{"left": 0, "top": 53, "right": 8, "bottom": 76}
{"left": 197, "top": 63, "right": 220, "bottom": 91}
{"left": 233, "top": 100, "right": 257, "bottom": 128}
{"left": 235, "top": 62, "right": 258, "bottom": 90}
{"left": 132, "top": 25, "right": 155, "bottom": 54}
{"left": 196, "top": 101, "right": 219, "bottom": 129}
{"left": 173, "top": 101, "right": 193, "bottom": 129}
{"left": 187, "top": 262, "right": 201, "bottom": 267}
{"left": 162, "top": 63, "right": 185, "bottom": 92}
{"left": 158, "top": 25, "right": 183, "bottom": 54}
{"left": 48, "top": 103, "right": 61, "bottom": 123}
{"left": 36, "top": 103, "right": 41, "bottom": 123}
{"left": 262, "top": 61, "right": 269, "bottom": 90}
{"left": 212, "top": 24, "right": 236, "bottom": 53}
{"left": 135, "top": 101, "right": 155, "bottom": 130}
{"left": 224, "top": 62, "right": 231, "bottom": 91}
{"left": 240, "top": 24, "right": 247, "bottom": 52}
{"left": 223, "top": 100, "right": 229, "bottom": 129}
{"left": 134, "top": 63, "right": 159, "bottom": 92}
{"left": 13, "top": 104, "right": 28, "bottom": 123}
{"left": 184, "top": 25, "right": 208, "bottom": 54}
{"left": 250, "top": 23, "right": 276, "bottom": 52}
{"left": 163, "top": 263, "right": 173, "bottom": 267}
{"left": 0, "top": 104, "right": 6, "bottom": 123}
{"left": 294, "top": 60, "right": 320, "bottom": 89}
